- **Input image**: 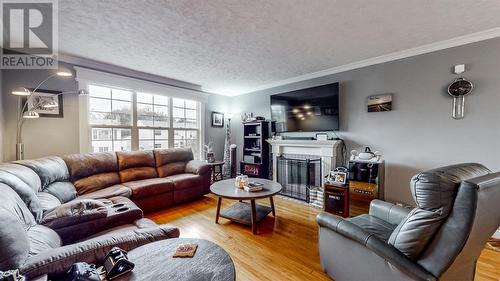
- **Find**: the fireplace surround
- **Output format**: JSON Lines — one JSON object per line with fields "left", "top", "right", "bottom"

{"left": 267, "top": 139, "right": 343, "bottom": 208}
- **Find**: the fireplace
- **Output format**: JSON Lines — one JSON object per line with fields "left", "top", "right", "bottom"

{"left": 276, "top": 155, "right": 322, "bottom": 202}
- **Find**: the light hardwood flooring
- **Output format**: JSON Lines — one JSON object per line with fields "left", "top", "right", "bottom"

{"left": 147, "top": 194, "right": 499, "bottom": 281}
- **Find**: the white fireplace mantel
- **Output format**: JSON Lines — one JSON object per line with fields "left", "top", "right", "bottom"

{"left": 266, "top": 139, "right": 343, "bottom": 184}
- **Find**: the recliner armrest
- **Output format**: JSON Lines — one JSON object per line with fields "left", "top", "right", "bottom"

{"left": 20, "top": 224, "right": 179, "bottom": 278}
{"left": 317, "top": 212, "right": 436, "bottom": 281}
{"left": 185, "top": 160, "right": 211, "bottom": 176}
{"left": 369, "top": 199, "right": 412, "bottom": 225}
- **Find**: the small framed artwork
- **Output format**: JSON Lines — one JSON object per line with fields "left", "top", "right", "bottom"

{"left": 368, "top": 94, "right": 393, "bottom": 112}
{"left": 211, "top": 111, "right": 224, "bottom": 127}
{"left": 23, "top": 89, "right": 63, "bottom": 118}
{"left": 326, "top": 167, "right": 348, "bottom": 185}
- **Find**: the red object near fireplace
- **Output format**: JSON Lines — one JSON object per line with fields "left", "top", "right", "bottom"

{"left": 324, "top": 183, "right": 349, "bottom": 218}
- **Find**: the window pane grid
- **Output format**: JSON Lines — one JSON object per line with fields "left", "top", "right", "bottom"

{"left": 91, "top": 127, "right": 131, "bottom": 153}
{"left": 138, "top": 128, "right": 169, "bottom": 151}
{"left": 88, "top": 87, "right": 200, "bottom": 157}
{"left": 137, "top": 92, "right": 169, "bottom": 128}
{"left": 89, "top": 85, "right": 132, "bottom": 127}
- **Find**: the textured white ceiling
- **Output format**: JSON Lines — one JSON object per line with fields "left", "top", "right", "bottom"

{"left": 59, "top": 0, "right": 500, "bottom": 96}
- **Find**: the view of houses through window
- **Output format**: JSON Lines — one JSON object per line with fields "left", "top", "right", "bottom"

{"left": 89, "top": 85, "right": 201, "bottom": 157}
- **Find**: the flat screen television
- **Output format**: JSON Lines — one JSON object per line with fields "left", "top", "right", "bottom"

{"left": 270, "top": 82, "right": 339, "bottom": 132}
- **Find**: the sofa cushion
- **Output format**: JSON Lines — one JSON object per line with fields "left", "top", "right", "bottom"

{"left": 388, "top": 207, "right": 445, "bottom": 260}
{"left": 73, "top": 172, "right": 121, "bottom": 195}
{"left": 0, "top": 209, "right": 30, "bottom": 271}
{"left": 154, "top": 148, "right": 194, "bottom": 177}
{"left": 63, "top": 152, "right": 121, "bottom": 194}
{"left": 77, "top": 184, "right": 132, "bottom": 200}
{"left": 167, "top": 174, "right": 203, "bottom": 191}
{"left": 27, "top": 225, "right": 62, "bottom": 258}
{"left": 44, "top": 181, "right": 77, "bottom": 203}
{"left": 0, "top": 183, "right": 37, "bottom": 228}
{"left": 0, "top": 167, "right": 43, "bottom": 221}
{"left": 37, "top": 192, "right": 61, "bottom": 213}
{"left": 117, "top": 151, "right": 158, "bottom": 183}
{"left": 15, "top": 156, "right": 69, "bottom": 190}
{"left": 347, "top": 214, "right": 397, "bottom": 242}
{"left": 0, "top": 164, "right": 41, "bottom": 192}
{"left": 122, "top": 178, "right": 174, "bottom": 199}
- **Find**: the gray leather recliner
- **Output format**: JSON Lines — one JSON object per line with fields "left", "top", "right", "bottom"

{"left": 317, "top": 163, "right": 500, "bottom": 281}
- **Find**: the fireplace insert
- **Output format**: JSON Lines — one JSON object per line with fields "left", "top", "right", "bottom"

{"left": 276, "top": 155, "right": 322, "bottom": 202}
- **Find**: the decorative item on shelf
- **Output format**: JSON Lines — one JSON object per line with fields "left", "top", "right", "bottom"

{"left": 203, "top": 141, "right": 215, "bottom": 163}
{"left": 12, "top": 67, "right": 86, "bottom": 160}
{"left": 222, "top": 113, "right": 233, "bottom": 179}
{"left": 211, "top": 111, "right": 224, "bottom": 127}
{"left": 326, "top": 167, "right": 348, "bottom": 185}
{"left": 350, "top": 147, "right": 382, "bottom": 162}
{"left": 315, "top": 133, "right": 328, "bottom": 141}
{"left": 235, "top": 175, "right": 249, "bottom": 189}
{"left": 240, "top": 112, "right": 255, "bottom": 122}
{"left": 367, "top": 94, "right": 393, "bottom": 112}
{"left": 447, "top": 77, "right": 473, "bottom": 119}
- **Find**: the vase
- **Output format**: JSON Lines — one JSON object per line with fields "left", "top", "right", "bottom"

{"left": 206, "top": 152, "right": 215, "bottom": 163}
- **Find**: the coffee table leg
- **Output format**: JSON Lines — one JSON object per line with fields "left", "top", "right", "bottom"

{"left": 216, "top": 196, "right": 222, "bottom": 224}
{"left": 251, "top": 199, "right": 257, "bottom": 234}
{"left": 270, "top": 196, "right": 276, "bottom": 217}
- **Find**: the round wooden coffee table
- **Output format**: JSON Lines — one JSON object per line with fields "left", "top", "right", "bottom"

{"left": 210, "top": 179, "right": 282, "bottom": 234}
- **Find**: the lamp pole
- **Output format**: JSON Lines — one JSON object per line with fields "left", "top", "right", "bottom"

{"left": 15, "top": 73, "right": 62, "bottom": 160}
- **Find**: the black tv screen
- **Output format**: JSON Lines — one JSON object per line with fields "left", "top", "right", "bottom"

{"left": 270, "top": 83, "right": 339, "bottom": 132}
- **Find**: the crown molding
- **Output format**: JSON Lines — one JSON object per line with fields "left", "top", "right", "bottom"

{"left": 230, "top": 27, "right": 500, "bottom": 96}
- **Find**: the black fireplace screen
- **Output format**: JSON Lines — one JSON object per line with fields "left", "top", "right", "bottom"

{"left": 276, "top": 156, "right": 322, "bottom": 202}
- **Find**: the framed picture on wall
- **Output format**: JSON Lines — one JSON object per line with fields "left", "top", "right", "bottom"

{"left": 211, "top": 111, "right": 224, "bottom": 127}
{"left": 22, "top": 89, "right": 63, "bottom": 118}
{"left": 367, "top": 94, "right": 393, "bottom": 112}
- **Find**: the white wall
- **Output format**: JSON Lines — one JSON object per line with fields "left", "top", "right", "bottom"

{"left": 216, "top": 38, "right": 500, "bottom": 205}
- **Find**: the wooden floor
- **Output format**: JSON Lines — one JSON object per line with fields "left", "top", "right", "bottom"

{"left": 147, "top": 194, "right": 500, "bottom": 281}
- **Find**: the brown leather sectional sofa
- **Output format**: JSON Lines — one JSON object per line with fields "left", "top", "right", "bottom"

{"left": 62, "top": 148, "right": 211, "bottom": 212}
{"left": 0, "top": 148, "right": 211, "bottom": 279}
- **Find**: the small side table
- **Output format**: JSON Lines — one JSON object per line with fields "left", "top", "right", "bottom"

{"left": 324, "top": 183, "right": 350, "bottom": 218}
{"left": 207, "top": 161, "right": 225, "bottom": 184}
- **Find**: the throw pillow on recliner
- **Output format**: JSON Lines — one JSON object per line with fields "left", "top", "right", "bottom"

{"left": 388, "top": 207, "right": 445, "bottom": 259}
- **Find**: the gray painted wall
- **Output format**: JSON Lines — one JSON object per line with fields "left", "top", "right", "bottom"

{"left": 2, "top": 62, "right": 80, "bottom": 161}
{"left": 205, "top": 93, "right": 232, "bottom": 161}
{"left": 209, "top": 38, "right": 500, "bottom": 205}
{"left": 0, "top": 70, "right": 3, "bottom": 161}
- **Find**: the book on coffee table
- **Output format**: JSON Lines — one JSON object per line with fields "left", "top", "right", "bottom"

{"left": 244, "top": 182, "right": 264, "bottom": 192}
{"left": 173, "top": 243, "right": 198, "bottom": 258}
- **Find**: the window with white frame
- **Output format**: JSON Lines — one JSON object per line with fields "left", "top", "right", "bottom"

{"left": 89, "top": 85, "right": 132, "bottom": 153}
{"left": 87, "top": 85, "right": 201, "bottom": 158}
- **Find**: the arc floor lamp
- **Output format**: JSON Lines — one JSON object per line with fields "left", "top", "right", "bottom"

{"left": 11, "top": 67, "right": 87, "bottom": 160}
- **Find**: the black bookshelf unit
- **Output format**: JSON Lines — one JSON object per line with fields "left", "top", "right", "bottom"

{"left": 240, "top": 121, "right": 270, "bottom": 178}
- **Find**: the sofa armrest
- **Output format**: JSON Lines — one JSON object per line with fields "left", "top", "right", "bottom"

{"left": 185, "top": 160, "right": 211, "bottom": 176}
{"left": 42, "top": 199, "right": 108, "bottom": 229}
{"left": 369, "top": 199, "right": 412, "bottom": 225}
{"left": 20, "top": 224, "right": 179, "bottom": 278}
{"left": 317, "top": 212, "right": 436, "bottom": 281}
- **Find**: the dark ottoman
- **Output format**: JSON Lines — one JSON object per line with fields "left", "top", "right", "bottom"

{"left": 114, "top": 238, "right": 235, "bottom": 281}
